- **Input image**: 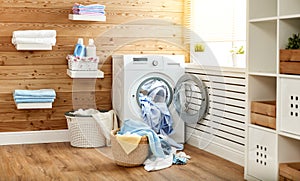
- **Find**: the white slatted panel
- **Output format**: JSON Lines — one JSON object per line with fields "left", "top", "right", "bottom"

{"left": 185, "top": 66, "right": 246, "bottom": 166}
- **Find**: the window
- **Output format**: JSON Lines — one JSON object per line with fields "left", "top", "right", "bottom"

{"left": 189, "top": 0, "right": 246, "bottom": 67}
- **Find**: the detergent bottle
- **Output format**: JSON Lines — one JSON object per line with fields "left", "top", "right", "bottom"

{"left": 86, "top": 38, "right": 96, "bottom": 57}
{"left": 73, "top": 38, "right": 86, "bottom": 57}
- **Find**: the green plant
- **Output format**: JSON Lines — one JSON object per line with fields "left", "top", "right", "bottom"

{"left": 194, "top": 43, "right": 205, "bottom": 52}
{"left": 286, "top": 33, "right": 300, "bottom": 49}
{"left": 230, "top": 46, "right": 245, "bottom": 55}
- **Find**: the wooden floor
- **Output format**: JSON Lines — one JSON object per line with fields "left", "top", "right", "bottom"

{"left": 0, "top": 143, "right": 244, "bottom": 181}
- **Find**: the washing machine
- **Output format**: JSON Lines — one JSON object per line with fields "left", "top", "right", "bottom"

{"left": 112, "top": 54, "right": 208, "bottom": 143}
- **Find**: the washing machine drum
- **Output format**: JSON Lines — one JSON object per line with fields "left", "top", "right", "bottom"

{"left": 137, "top": 74, "right": 208, "bottom": 125}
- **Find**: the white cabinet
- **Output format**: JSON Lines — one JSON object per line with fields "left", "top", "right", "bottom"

{"left": 247, "top": 127, "right": 278, "bottom": 181}
{"left": 246, "top": 0, "right": 300, "bottom": 180}
{"left": 279, "top": 78, "right": 300, "bottom": 136}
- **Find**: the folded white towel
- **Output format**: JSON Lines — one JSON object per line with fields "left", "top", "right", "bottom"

{"left": 12, "top": 30, "right": 56, "bottom": 38}
{"left": 12, "top": 37, "right": 56, "bottom": 46}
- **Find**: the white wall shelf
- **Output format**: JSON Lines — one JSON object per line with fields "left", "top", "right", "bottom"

{"left": 68, "top": 14, "right": 106, "bottom": 22}
{"left": 16, "top": 102, "right": 52, "bottom": 109}
{"left": 15, "top": 44, "right": 53, "bottom": 51}
{"left": 67, "top": 69, "right": 104, "bottom": 78}
{"left": 246, "top": 0, "right": 300, "bottom": 180}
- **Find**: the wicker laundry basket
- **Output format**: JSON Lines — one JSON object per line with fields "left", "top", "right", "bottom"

{"left": 111, "top": 129, "right": 149, "bottom": 167}
{"left": 65, "top": 111, "right": 106, "bottom": 148}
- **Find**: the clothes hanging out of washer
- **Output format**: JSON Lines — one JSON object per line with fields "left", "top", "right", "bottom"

{"left": 139, "top": 79, "right": 174, "bottom": 136}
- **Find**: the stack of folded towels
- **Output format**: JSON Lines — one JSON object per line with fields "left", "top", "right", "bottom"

{"left": 13, "top": 89, "right": 56, "bottom": 104}
{"left": 72, "top": 3, "right": 106, "bottom": 16}
{"left": 11, "top": 30, "right": 57, "bottom": 47}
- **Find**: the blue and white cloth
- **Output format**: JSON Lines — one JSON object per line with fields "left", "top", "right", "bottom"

{"left": 13, "top": 89, "right": 56, "bottom": 103}
{"left": 72, "top": 3, "right": 106, "bottom": 15}
{"left": 139, "top": 79, "right": 174, "bottom": 135}
{"left": 140, "top": 96, "right": 174, "bottom": 135}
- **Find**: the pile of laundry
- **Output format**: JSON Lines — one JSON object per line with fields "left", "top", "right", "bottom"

{"left": 116, "top": 119, "right": 191, "bottom": 172}
{"left": 138, "top": 79, "right": 174, "bottom": 136}
{"left": 13, "top": 89, "right": 56, "bottom": 104}
{"left": 11, "top": 30, "right": 57, "bottom": 47}
{"left": 72, "top": 3, "right": 106, "bottom": 16}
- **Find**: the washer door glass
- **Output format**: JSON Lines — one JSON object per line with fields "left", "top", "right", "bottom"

{"left": 173, "top": 74, "right": 208, "bottom": 124}
{"left": 136, "top": 77, "right": 173, "bottom": 107}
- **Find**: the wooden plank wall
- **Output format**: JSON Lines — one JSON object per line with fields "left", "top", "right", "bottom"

{"left": 0, "top": 0, "right": 186, "bottom": 132}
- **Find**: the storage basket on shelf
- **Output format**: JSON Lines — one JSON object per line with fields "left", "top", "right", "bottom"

{"left": 66, "top": 55, "right": 99, "bottom": 71}
{"left": 110, "top": 129, "right": 149, "bottom": 167}
{"left": 65, "top": 111, "right": 105, "bottom": 148}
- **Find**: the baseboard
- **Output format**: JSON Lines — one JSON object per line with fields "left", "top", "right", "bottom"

{"left": 186, "top": 134, "right": 244, "bottom": 166}
{"left": 0, "top": 129, "right": 70, "bottom": 146}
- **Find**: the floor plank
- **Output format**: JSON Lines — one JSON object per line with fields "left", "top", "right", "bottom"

{"left": 0, "top": 143, "right": 244, "bottom": 180}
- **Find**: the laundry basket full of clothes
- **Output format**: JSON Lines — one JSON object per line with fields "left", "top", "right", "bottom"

{"left": 110, "top": 128, "right": 149, "bottom": 167}
{"left": 65, "top": 109, "right": 118, "bottom": 148}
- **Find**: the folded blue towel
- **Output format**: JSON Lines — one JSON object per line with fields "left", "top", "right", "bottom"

{"left": 73, "top": 4, "right": 105, "bottom": 9}
{"left": 14, "top": 95, "right": 56, "bottom": 99}
{"left": 13, "top": 89, "right": 56, "bottom": 98}
{"left": 72, "top": 11, "right": 105, "bottom": 15}
{"left": 14, "top": 98, "right": 55, "bottom": 103}
{"left": 118, "top": 119, "right": 165, "bottom": 158}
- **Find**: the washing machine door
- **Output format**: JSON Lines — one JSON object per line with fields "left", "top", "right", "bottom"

{"left": 173, "top": 74, "right": 208, "bottom": 124}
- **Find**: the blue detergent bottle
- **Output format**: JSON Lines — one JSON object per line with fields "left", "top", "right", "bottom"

{"left": 73, "top": 38, "right": 86, "bottom": 57}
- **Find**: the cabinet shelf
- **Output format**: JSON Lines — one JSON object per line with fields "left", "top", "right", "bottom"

{"left": 68, "top": 14, "right": 106, "bottom": 21}
{"left": 279, "top": 131, "right": 300, "bottom": 141}
{"left": 248, "top": 0, "right": 277, "bottom": 20}
{"left": 248, "top": 72, "right": 277, "bottom": 77}
{"left": 248, "top": 21, "right": 277, "bottom": 74}
{"left": 278, "top": 74, "right": 300, "bottom": 79}
{"left": 279, "top": 14, "right": 300, "bottom": 20}
{"left": 248, "top": 75, "right": 277, "bottom": 102}
{"left": 248, "top": 124, "right": 277, "bottom": 134}
{"left": 279, "top": 0, "right": 300, "bottom": 16}
{"left": 279, "top": 18, "right": 300, "bottom": 49}
{"left": 249, "top": 17, "right": 277, "bottom": 23}
{"left": 67, "top": 69, "right": 104, "bottom": 78}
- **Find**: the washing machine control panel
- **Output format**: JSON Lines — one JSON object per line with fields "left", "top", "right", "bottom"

{"left": 152, "top": 60, "right": 159, "bottom": 66}
{"left": 126, "top": 55, "right": 164, "bottom": 70}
